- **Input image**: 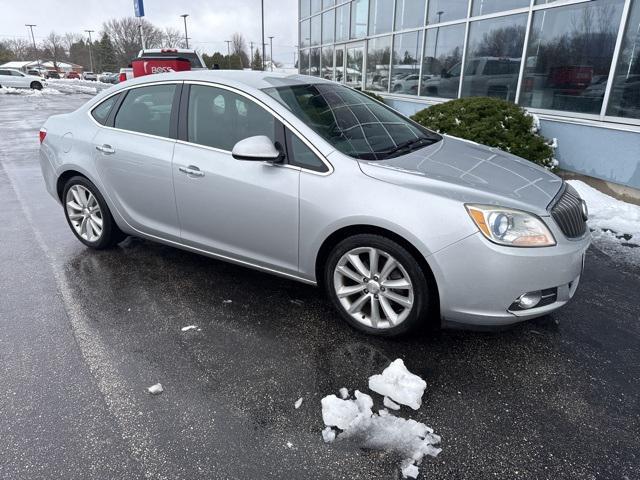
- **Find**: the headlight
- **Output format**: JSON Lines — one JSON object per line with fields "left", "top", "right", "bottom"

{"left": 465, "top": 204, "right": 556, "bottom": 247}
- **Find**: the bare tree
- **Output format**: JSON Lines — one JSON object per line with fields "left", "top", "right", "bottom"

{"left": 102, "top": 17, "right": 163, "bottom": 66}
{"left": 6, "top": 38, "right": 31, "bottom": 61}
{"left": 63, "top": 33, "right": 81, "bottom": 55}
{"left": 41, "top": 32, "right": 66, "bottom": 68}
{"left": 162, "top": 27, "right": 186, "bottom": 48}
{"left": 231, "top": 32, "right": 250, "bottom": 68}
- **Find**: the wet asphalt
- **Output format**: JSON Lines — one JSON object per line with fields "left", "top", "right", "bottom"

{"left": 0, "top": 92, "right": 638, "bottom": 480}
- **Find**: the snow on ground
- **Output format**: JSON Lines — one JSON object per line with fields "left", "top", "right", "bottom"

{"left": 147, "top": 383, "right": 163, "bottom": 395}
{"left": 321, "top": 359, "right": 440, "bottom": 478}
{"left": 568, "top": 180, "right": 640, "bottom": 242}
{"left": 0, "top": 79, "right": 111, "bottom": 97}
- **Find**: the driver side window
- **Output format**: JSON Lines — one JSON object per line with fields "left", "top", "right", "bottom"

{"left": 187, "top": 85, "right": 276, "bottom": 151}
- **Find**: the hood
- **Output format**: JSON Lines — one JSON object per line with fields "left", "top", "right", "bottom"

{"left": 358, "top": 135, "right": 563, "bottom": 213}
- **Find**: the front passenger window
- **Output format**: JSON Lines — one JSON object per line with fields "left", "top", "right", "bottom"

{"left": 114, "top": 84, "right": 176, "bottom": 138}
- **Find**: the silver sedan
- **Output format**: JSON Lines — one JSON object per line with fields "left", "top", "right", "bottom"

{"left": 39, "top": 71, "right": 590, "bottom": 335}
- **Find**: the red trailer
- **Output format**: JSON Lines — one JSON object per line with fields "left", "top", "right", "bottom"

{"left": 130, "top": 56, "right": 192, "bottom": 78}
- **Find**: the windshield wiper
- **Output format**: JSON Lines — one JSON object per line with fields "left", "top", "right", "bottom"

{"left": 381, "top": 137, "right": 434, "bottom": 159}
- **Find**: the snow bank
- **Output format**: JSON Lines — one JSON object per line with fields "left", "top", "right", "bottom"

{"left": 46, "top": 78, "right": 111, "bottom": 95}
{"left": 368, "top": 359, "right": 426, "bottom": 410}
{"left": 568, "top": 180, "right": 640, "bottom": 241}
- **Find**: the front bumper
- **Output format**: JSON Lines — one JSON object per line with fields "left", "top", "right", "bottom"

{"left": 429, "top": 228, "right": 590, "bottom": 326}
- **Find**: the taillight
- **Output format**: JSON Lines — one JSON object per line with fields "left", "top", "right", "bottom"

{"left": 118, "top": 73, "right": 127, "bottom": 82}
{"left": 39, "top": 128, "right": 47, "bottom": 144}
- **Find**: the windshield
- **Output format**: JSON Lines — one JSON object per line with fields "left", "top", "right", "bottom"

{"left": 263, "top": 83, "right": 441, "bottom": 160}
{"left": 140, "top": 51, "right": 204, "bottom": 69}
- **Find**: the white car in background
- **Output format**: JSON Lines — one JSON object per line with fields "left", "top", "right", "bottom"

{"left": 0, "top": 68, "right": 46, "bottom": 90}
{"left": 82, "top": 71, "right": 98, "bottom": 81}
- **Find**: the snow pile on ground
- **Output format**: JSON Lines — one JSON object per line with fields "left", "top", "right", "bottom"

{"left": 46, "top": 79, "right": 112, "bottom": 95}
{"left": 320, "top": 359, "right": 441, "bottom": 478}
{"left": 0, "top": 86, "right": 62, "bottom": 96}
{"left": 568, "top": 180, "right": 640, "bottom": 242}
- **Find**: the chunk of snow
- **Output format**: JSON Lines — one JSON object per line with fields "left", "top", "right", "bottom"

{"left": 529, "top": 113, "right": 541, "bottom": 134}
{"left": 369, "top": 359, "right": 426, "bottom": 410}
{"left": 294, "top": 397, "right": 303, "bottom": 409}
{"left": 339, "top": 387, "right": 349, "bottom": 399}
{"left": 379, "top": 408, "right": 389, "bottom": 416}
{"left": 181, "top": 325, "right": 198, "bottom": 332}
{"left": 321, "top": 390, "right": 372, "bottom": 430}
{"left": 147, "top": 383, "right": 163, "bottom": 395}
{"left": 322, "top": 427, "right": 336, "bottom": 443}
{"left": 223, "top": 299, "right": 232, "bottom": 304}
{"left": 384, "top": 396, "right": 401, "bottom": 411}
{"left": 401, "top": 461, "right": 420, "bottom": 478}
{"left": 286, "top": 442, "right": 293, "bottom": 448}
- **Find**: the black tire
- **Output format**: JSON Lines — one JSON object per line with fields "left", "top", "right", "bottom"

{"left": 30, "top": 81, "right": 43, "bottom": 90}
{"left": 62, "top": 176, "right": 126, "bottom": 249}
{"left": 324, "top": 234, "right": 433, "bottom": 336}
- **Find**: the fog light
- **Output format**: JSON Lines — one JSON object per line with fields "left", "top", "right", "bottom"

{"left": 516, "top": 291, "right": 542, "bottom": 309}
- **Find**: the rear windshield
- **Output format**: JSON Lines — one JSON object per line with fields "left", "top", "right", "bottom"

{"left": 140, "top": 51, "right": 204, "bottom": 69}
{"left": 263, "top": 83, "right": 440, "bottom": 160}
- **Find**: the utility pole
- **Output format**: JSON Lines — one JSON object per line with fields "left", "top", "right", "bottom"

{"left": 249, "top": 41, "right": 254, "bottom": 70}
{"left": 25, "top": 24, "right": 41, "bottom": 72}
{"left": 225, "top": 40, "right": 231, "bottom": 69}
{"left": 293, "top": 44, "right": 298, "bottom": 68}
{"left": 261, "top": 0, "right": 266, "bottom": 71}
{"left": 268, "top": 36, "right": 274, "bottom": 71}
{"left": 180, "top": 14, "right": 189, "bottom": 48}
{"left": 85, "top": 30, "right": 94, "bottom": 72}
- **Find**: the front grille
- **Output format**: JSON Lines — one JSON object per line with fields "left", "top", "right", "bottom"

{"left": 550, "top": 184, "right": 587, "bottom": 239}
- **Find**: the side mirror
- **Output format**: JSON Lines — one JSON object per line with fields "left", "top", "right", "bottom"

{"left": 232, "top": 135, "right": 283, "bottom": 162}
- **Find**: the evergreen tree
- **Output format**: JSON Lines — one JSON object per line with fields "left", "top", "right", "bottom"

{"left": 97, "top": 33, "right": 117, "bottom": 72}
{"left": 251, "top": 48, "right": 263, "bottom": 71}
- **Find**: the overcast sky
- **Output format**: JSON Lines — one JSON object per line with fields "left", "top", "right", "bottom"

{"left": 1, "top": 0, "right": 299, "bottom": 65}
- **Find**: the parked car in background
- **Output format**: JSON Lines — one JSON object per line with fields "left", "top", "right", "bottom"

{"left": 65, "top": 71, "right": 81, "bottom": 79}
{"left": 47, "top": 70, "right": 61, "bottom": 79}
{"left": 137, "top": 48, "right": 207, "bottom": 69}
{"left": 117, "top": 67, "right": 134, "bottom": 83}
{"left": 27, "top": 69, "right": 43, "bottom": 77}
{"left": 39, "top": 71, "right": 590, "bottom": 336}
{"left": 0, "top": 68, "right": 46, "bottom": 89}
{"left": 98, "top": 72, "right": 117, "bottom": 84}
{"left": 82, "top": 71, "right": 98, "bottom": 81}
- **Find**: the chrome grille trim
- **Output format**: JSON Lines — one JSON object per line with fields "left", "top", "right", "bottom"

{"left": 549, "top": 184, "right": 587, "bottom": 239}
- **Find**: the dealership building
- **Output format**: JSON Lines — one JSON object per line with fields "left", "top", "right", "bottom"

{"left": 298, "top": 0, "right": 640, "bottom": 195}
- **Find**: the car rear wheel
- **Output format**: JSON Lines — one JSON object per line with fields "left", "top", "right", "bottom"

{"left": 63, "top": 176, "right": 125, "bottom": 249}
{"left": 30, "top": 81, "right": 43, "bottom": 90}
{"left": 325, "top": 234, "right": 432, "bottom": 336}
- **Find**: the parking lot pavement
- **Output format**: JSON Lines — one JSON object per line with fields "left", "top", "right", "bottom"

{"left": 0, "top": 93, "right": 639, "bottom": 480}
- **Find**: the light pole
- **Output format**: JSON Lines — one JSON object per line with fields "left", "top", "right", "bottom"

{"left": 85, "top": 30, "right": 94, "bottom": 73}
{"left": 225, "top": 40, "right": 231, "bottom": 69}
{"left": 25, "top": 24, "right": 41, "bottom": 72}
{"left": 180, "top": 14, "right": 189, "bottom": 48}
{"left": 261, "top": 0, "right": 266, "bottom": 71}
{"left": 249, "top": 41, "right": 254, "bottom": 70}
{"left": 268, "top": 36, "right": 274, "bottom": 71}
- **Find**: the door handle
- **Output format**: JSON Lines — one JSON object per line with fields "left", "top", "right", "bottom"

{"left": 178, "top": 165, "right": 205, "bottom": 177}
{"left": 96, "top": 144, "right": 115, "bottom": 154}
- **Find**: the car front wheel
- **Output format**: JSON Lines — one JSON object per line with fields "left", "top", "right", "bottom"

{"left": 30, "top": 81, "right": 43, "bottom": 90}
{"left": 63, "top": 176, "right": 125, "bottom": 249}
{"left": 325, "top": 234, "right": 432, "bottom": 336}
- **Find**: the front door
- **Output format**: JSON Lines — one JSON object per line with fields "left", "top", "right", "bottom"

{"left": 172, "top": 84, "right": 299, "bottom": 274}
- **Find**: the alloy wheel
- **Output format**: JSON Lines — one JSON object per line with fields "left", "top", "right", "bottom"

{"left": 65, "top": 184, "right": 104, "bottom": 242}
{"left": 333, "top": 247, "right": 414, "bottom": 330}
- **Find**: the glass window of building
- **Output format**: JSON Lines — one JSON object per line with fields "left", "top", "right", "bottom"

{"left": 311, "top": 14, "right": 322, "bottom": 46}
{"left": 519, "top": 0, "right": 624, "bottom": 115}
{"left": 346, "top": 45, "right": 364, "bottom": 88}
{"left": 300, "top": 19, "right": 311, "bottom": 48}
{"left": 322, "top": 46, "right": 335, "bottom": 80}
{"left": 607, "top": 0, "right": 640, "bottom": 119}
{"left": 335, "top": 47, "right": 345, "bottom": 83}
{"left": 311, "top": 0, "right": 322, "bottom": 14}
{"left": 322, "top": 0, "right": 335, "bottom": 8}
{"left": 301, "top": 0, "right": 310, "bottom": 18}
{"left": 336, "top": 4, "right": 350, "bottom": 42}
{"left": 369, "top": 0, "right": 394, "bottom": 36}
{"left": 310, "top": 48, "right": 321, "bottom": 76}
{"left": 395, "top": 0, "right": 426, "bottom": 31}
{"left": 471, "top": 0, "right": 529, "bottom": 17}
{"left": 461, "top": 13, "right": 527, "bottom": 101}
{"left": 322, "top": 9, "right": 335, "bottom": 44}
{"left": 351, "top": 0, "right": 369, "bottom": 39}
{"left": 299, "top": 49, "right": 310, "bottom": 74}
{"left": 421, "top": 23, "right": 466, "bottom": 98}
{"left": 366, "top": 35, "right": 392, "bottom": 91}
{"left": 427, "top": 0, "right": 469, "bottom": 25}
{"left": 390, "top": 31, "right": 423, "bottom": 95}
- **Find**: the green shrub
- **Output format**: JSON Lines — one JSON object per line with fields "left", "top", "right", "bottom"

{"left": 410, "top": 97, "right": 557, "bottom": 170}
{"left": 359, "top": 89, "right": 386, "bottom": 103}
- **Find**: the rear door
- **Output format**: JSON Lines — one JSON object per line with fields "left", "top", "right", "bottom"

{"left": 93, "top": 82, "right": 182, "bottom": 240}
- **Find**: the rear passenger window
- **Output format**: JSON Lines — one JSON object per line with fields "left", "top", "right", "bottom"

{"left": 287, "top": 130, "right": 328, "bottom": 173}
{"left": 114, "top": 84, "right": 176, "bottom": 138}
{"left": 91, "top": 94, "right": 119, "bottom": 125}
{"left": 187, "top": 85, "right": 275, "bottom": 151}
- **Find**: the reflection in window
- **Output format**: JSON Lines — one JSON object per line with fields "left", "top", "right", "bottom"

{"left": 606, "top": 0, "right": 640, "bottom": 119}
{"left": 421, "top": 24, "right": 465, "bottom": 98}
{"left": 366, "top": 36, "right": 392, "bottom": 92}
{"left": 311, "top": 14, "right": 321, "bottom": 46}
{"left": 322, "top": 46, "right": 335, "bottom": 80}
{"left": 520, "top": 1, "right": 624, "bottom": 115}
{"left": 427, "top": 0, "right": 469, "bottom": 24}
{"left": 471, "top": 0, "right": 529, "bottom": 17}
{"left": 311, "top": 0, "right": 322, "bottom": 14}
{"left": 288, "top": 132, "right": 328, "bottom": 172}
{"left": 301, "top": 0, "right": 310, "bottom": 18}
{"left": 461, "top": 14, "right": 527, "bottom": 101}
{"left": 390, "top": 31, "right": 423, "bottom": 96}
{"left": 351, "top": 0, "right": 369, "bottom": 39}
{"left": 322, "top": 0, "right": 335, "bottom": 8}
{"left": 335, "top": 47, "right": 345, "bottom": 83}
{"left": 395, "top": 0, "right": 426, "bottom": 31}
{"left": 322, "top": 9, "right": 335, "bottom": 44}
{"left": 336, "top": 4, "right": 350, "bottom": 42}
{"left": 346, "top": 45, "right": 364, "bottom": 88}
{"left": 300, "top": 19, "right": 310, "bottom": 48}
{"left": 310, "top": 48, "right": 321, "bottom": 76}
{"left": 299, "top": 49, "right": 310, "bottom": 74}
{"left": 369, "top": 0, "right": 394, "bottom": 36}
{"left": 115, "top": 84, "right": 176, "bottom": 138}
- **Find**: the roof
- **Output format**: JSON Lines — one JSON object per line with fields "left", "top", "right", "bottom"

{"left": 0, "top": 61, "right": 33, "bottom": 68}
{"left": 0, "top": 60, "right": 83, "bottom": 69}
